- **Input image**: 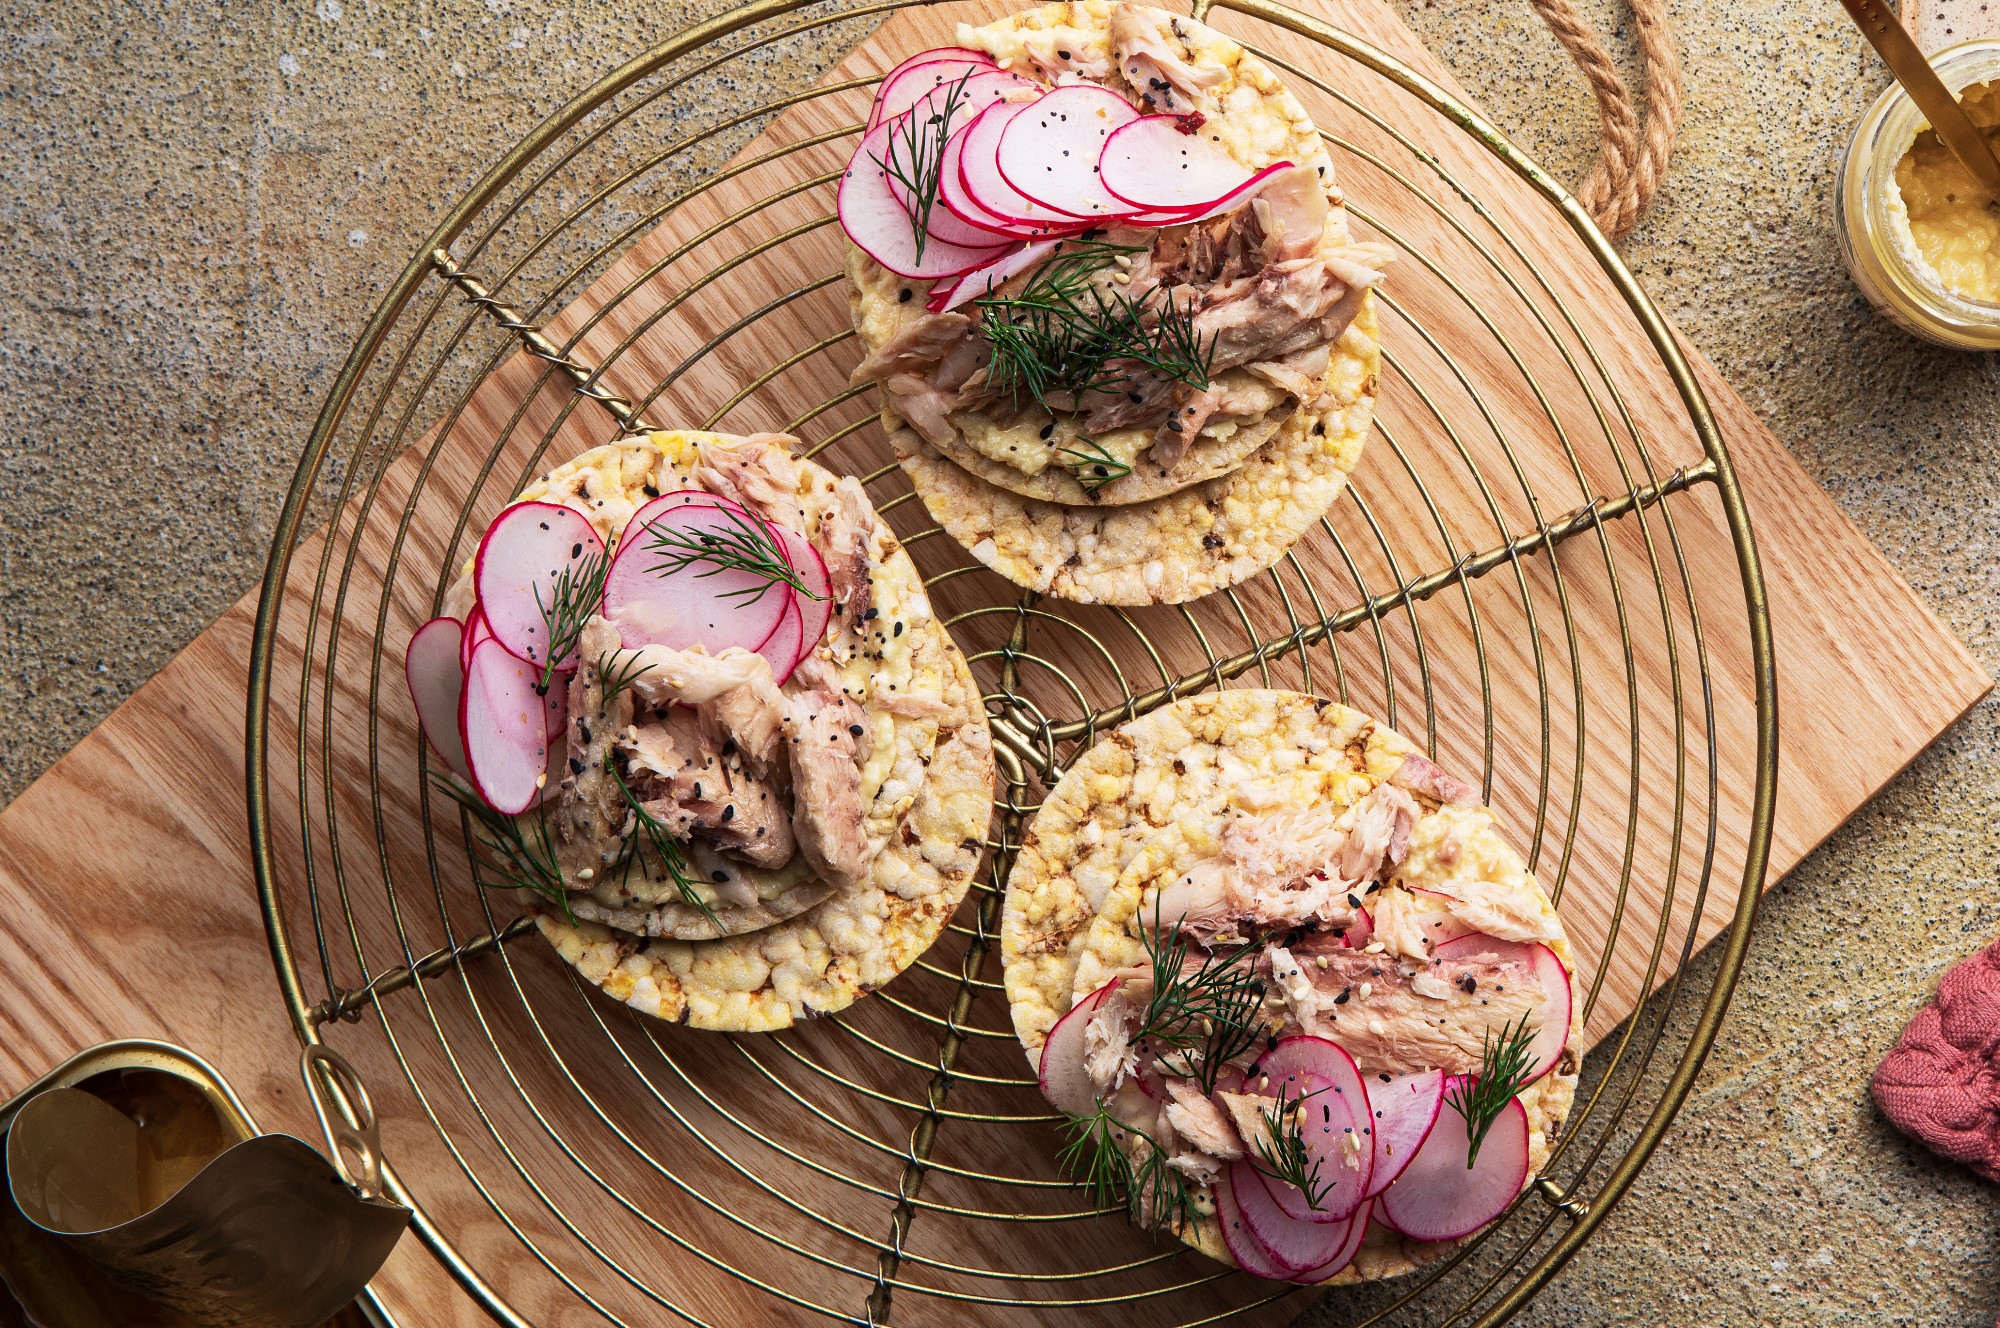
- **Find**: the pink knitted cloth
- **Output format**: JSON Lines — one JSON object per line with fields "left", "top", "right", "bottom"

{"left": 1872, "top": 935, "right": 2000, "bottom": 1183}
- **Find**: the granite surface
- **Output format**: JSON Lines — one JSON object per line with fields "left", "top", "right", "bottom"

{"left": 1, "top": 1, "right": 1995, "bottom": 1324}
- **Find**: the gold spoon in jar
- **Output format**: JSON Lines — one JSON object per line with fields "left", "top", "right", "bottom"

{"left": 1840, "top": 0, "right": 2000, "bottom": 200}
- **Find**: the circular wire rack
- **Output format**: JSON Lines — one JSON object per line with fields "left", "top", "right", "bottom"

{"left": 245, "top": 1, "right": 1777, "bottom": 1324}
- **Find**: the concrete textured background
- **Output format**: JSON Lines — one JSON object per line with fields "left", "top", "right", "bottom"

{"left": 1, "top": 0, "right": 1996, "bottom": 1324}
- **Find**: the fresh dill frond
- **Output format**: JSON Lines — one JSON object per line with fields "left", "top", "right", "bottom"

{"left": 1054, "top": 434, "right": 1132, "bottom": 493}
{"left": 597, "top": 650, "right": 656, "bottom": 706}
{"left": 429, "top": 771, "right": 574, "bottom": 923}
{"left": 1247, "top": 1080, "right": 1334, "bottom": 1209}
{"left": 1057, "top": 1103, "right": 1198, "bottom": 1236}
{"left": 531, "top": 549, "right": 610, "bottom": 697}
{"left": 643, "top": 503, "right": 819, "bottom": 607}
{"left": 1014, "top": 240, "right": 1147, "bottom": 304}
{"left": 603, "top": 752, "right": 720, "bottom": 928}
{"left": 1446, "top": 1015, "right": 1538, "bottom": 1166}
{"left": 871, "top": 71, "right": 973, "bottom": 261}
{"left": 1128, "top": 895, "right": 1269, "bottom": 1093}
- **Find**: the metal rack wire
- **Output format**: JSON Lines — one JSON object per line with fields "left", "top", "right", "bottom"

{"left": 243, "top": 1, "right": 1777, "bottom": 1324}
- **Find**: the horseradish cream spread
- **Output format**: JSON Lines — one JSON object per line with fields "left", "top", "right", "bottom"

{"left": 1894, "top": 79, "right": 2000, "bottom": 300}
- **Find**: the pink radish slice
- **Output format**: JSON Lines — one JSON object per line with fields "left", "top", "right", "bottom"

{"left": 1361, "top": 1070, "right": 1446, "bottom": 1198}
{"left": 1288, "top": 1200, "right": 1370, "bottom": 1283}
{"left": 406, "top": 616, "right": 471, "bottom": 782}
{"left": 882, "top": 74, "right": 1041, "bottom": 249}
{"left": 940, "top": 108, "right": 1086, "bottom": 240}
{"left": 868, "top": 51, "right": 997, "bottom": 130}
{"left": 996, "top": 84, "right": 1142, "bottom": 219}
{"left": 755, "top": 593, "right": 806, "bottom": 684}
{"left": 542, "top": 679, "right": 568, "bottom": 741}
{"left": 1156, "top": 161, "right": 1301, "bottom": 225}
{"left": 929, "top": 238, "right": 1059, "bottom": 312}
{"left": 459, "top": 638, "right": 551, "bottom": 816}
{"left": 458, "top": 605, "right": 492, "bottom": 675}
{"left": 1377, "top": 1091, "right": 1529, "bottom": 1242}
{"left": 603, "top": 496, "right": 793, "bottom": 654}
{"left": 1213, "top": 1167, "right": 1302, "bottom": 1281}
{"left": 1243, "top": 1036, "right": 1373, "bottom": 1220}
{"left": 1038, "top": 980, "right": 1118, "bottom": 1118}
{"left": 841, "top": 117, "right": 1014, "bottom": 280}
{"left": 773, "top": 525, "right": 834, "bottom": 654}
{"left": 1230, "top": 1159, "right": 1364, "bottom": 1273}
{"left": 1100, "top": 115, "right": 1266, "bottom": 213}
{"left": 1432, "top": 935, "right": 1573, "bottom": 1080}
{"left": 473, "top": 501, "right": 606, "bottom": 673}
{"left": 959, "top": 101, "right": 1098, "bottom": 233}
{"left": 1343, "top": 904, "right": 1375, "bottom": 949}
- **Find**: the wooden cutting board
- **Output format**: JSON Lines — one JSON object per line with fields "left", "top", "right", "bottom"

{"left": 0, "top": 1, "right": 1987, "bottom": 1325}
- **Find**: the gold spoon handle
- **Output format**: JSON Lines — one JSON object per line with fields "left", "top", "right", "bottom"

{"left": 1840, "top": 0, "right": 2000, "bottom": 199}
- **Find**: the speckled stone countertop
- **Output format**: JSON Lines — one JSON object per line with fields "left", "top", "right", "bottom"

{"left": 2, "top": 2, "right": 1994, "bottom": 1323}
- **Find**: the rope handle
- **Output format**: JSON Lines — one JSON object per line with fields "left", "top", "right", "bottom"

{"left": 1528, "top": 0, "right": 1684, "bottom": 240}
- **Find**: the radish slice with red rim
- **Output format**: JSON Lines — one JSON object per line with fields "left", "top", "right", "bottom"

{"left": 473, "top": 501, "right": 606, "bottom": 674}
{"left": 1099, "top": 115, "right": 1274, "bottom": 213}
{"left": 882, "top": 73, "right": 1041, "bottom": 248}
{"left": 1377, "top": 1090, "right": 1529, "bottom": 1242}
{"left": 940, "top": 116, "right": 1060, "bottom": 239}
{"left": 1160, "top": 161, "right": 1300, "bottom": 225}
{"left": 755, "top": 592, "right": 805, "bottom": 684}
{"left": 1343, "top": 903, "right": 1374, "bottom": 949}
{"left": 1230, "top": 1159, "right": 1364, "bottom": 1273}
{"left": 459, "top": 637, "right": 551, "bottom": 815}
{"left": 602, "top": 495, "right": 794, "bottom": 654}
{"left": 868, "top": 51, "right": 997, "bottom": 130}
{"left": 542, "top": 678, "right": 568, "bottom": 741}
{"left": 958, "top": 101, "right": 1097, "bottom": 233}
{"left": 995, "top": 84, "right": 1142, "bottom": 219}
{"left": 1361, "top": 1069, "right": 1445, "bottom": 1197}
{"left": 1287, "top": 1199, "right": 1369, "bottom": 1283}
{"left": 773, "top": 525, "right": 833, "bottom": 657}
{"left": 840, "top": 116, "right": 1014, "bottom": 280}
{"left": 929, "top": 238, "right": 1059, "bottom": 312}
{"left": 1213, "top": 1166, "right": 1302, "bottom": 1280}
{"left": 407, "top": 616, "right": 471, "bottom": 782}
{"left": 1432, "top": 934, "right": 1573, "bottom": 1080}
{"left": 1038, "top": 979, "right": 1119, "bottom": 1118}
{"left": 458, "top": 605, "right": 493, "bottom": 675}
{"left": 1242, "top": 1036, "right": 1373, "bottom": 1220}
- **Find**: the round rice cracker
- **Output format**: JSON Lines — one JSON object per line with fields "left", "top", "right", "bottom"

{"left": 892, "top": 298, "right": 1377, "bottom": 606}
{"left": 445, "top": 429, "right": 947, "bottom": 941}
{"left": 530, "top": 627, "right": 996, "bottom": 1032}
{"left": 999, "top": 689, "right": 1579, "bottom": 1283}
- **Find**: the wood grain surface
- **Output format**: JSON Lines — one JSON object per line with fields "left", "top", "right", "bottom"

{"left": 0, "top": 1, "right": 1987, "bottom": 1325}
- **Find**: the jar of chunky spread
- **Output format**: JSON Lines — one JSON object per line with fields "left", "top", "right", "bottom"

{"left": 1839, "top": 41, "right": 2000, "bottom": 348}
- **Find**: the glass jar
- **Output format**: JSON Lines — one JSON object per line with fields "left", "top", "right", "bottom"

{"left": 1838, "top": 40, "right": 2000, "bottom": 349}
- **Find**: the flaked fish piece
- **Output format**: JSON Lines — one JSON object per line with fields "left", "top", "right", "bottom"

{"left": 622, "top": 707, "right": 795, "bottom": 870}
{"left": 1165, "top": 1079, "right": 1245, "bottom": 1162}
{"left": 1243, "top": 345, "right": 1334, "bottom": 406}
{"left": 1251, "top": 165, "right": 1331, "bottom": 264}
{"left": 595, "top": 622, "right": 787, "bottom": 773}
{"left": 783, "top": 662, "right": 873, "bottom": 890}
{"left": 1084, "top": 982, "right": 1144, "bottom": 1094}
{"left": 1109, "top": 2, "right": 1223, "bottom": 112}
{"left": 883, "top": 374, "right": 959, "bottom": 452}
{"left": 1338, "top": 783, "right": 1418, "bottom": 884}
{"left": 1143, "top": 805, "right": 1370, "bottom": 940}
{"left": 1213, "top": 1090, "right": 1276, "bottom": 1155}
{"left": 820, "top": 475, "right": 877, "bottom": 626}
{"left": 1271, "top": 944, "right": 1546, "bottom": 1076}
{"left": 1390, "top": 752, "right": 1479, "bottom": 806}
{"left": 1011, "top": 27, "right": 1116, "bottom": 82}
{"left": 551, "top": 629, "right": 637, "bottom": 883}
{"left": 849, "top": 311, "right": 974, "bottom": 385}
{"left": 690, "top": 433, "right": 807, "bottom": 533}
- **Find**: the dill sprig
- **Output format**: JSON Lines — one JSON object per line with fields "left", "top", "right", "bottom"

{"left": 1057, "top": 1102, "right": 1198, "bottom": 1236}
{"left": 975, "top": 253, "right": 1215, "bottom": 414}
{"left": 597, "top": 650, "right": 656, "bottom": 706}
{"left": 1446, "top": 1015, "right": 1538, "bottom": 1166}
{"left": 1246, "top": 1080, "right": 1334, "bottom": 1209}
{"left": 531, "top": 549, "right": 610, "bottom": 697}
{"left": 1128, "top": 896, "right": 1269, "bottom": 1093}
{"left": 643, "top": 504, "right": 821, "bottom": 607}
{"left": 1054, "top": 434, "right": 1132, "bottom": 493}
{"left": 871, "top": 71, "right": 973, "bottom": 261}
{"left": 604, "top": 752, "right": 720, "bottom": 928}
{"left": 429, "top": 771, "right": 574, "bottom": 923}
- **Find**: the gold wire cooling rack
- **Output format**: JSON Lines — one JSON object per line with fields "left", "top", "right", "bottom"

{"left": 243, "top": 0, "right": 1777, "bottom": 1323}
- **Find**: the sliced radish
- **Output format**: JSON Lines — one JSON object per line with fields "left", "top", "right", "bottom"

{"left": 1289, "top": 1199, "right": 1370, "bottom": 1283}
{"left": 1100, "top": 115, "right": 1272, "bottom": 214}
{"left": 459, "top": 638, "right": 551, "bottom": 816}
{"left": 1213, "top": 1166, "right": 1300, "bottom": 1281}
{"left": 928, "top": 238, "right": 1059, "bottom": 312}
{"left": 1243, "top": 1037, "right": 1372, "bottom": 1220}
{"left": 868, "top": 51, "right": 997, "bottom": 130}
{"left": 1343, "top": 903, "right": 1375, "bottom": 950}
{"left": 472, "top": 501, "right": 605, "bottom": 673}
{"left": 755, "top": 593, "right": 806, "bottom": 684}
{"left": 1230, "top": 1158, "right": 1362, "bottom": 1273}
{"left": 1377, "top": 1091, "right": 1529, "bottom": 1242}
{"left": 406, "top": 616, "right": 471, "bottom": 782}
{"left": 542, "top": 678, "right": 568, "bottom": 741}
{"left": 1163, "top": 161, "right": 1301, "bottom": 225}
{"left": 773, "top": 525, "right": 833, "bottom": 656}
{"left": 958, "top": 101, "right": 1097, "bottom": 234}
{"left": 996, "top": 84, "right": 1142, "bottom": 219}
{"left": 1038, "top": 980, "right": 1118, "bottom": 1118}
{"left": 602, "top": 496, "right": 794, "bottom": 655}
{"left": 1361, "top": 1070, "right": 1446, "bottom": 1197}
{"left": 458, "top": 605, "right": 492, "bottom": 674}
{"left": 840, "top": 117, "right": 1013, "bottom": 280}
{"left": 1432, "top": 935, "right": 1573, "bottom": 1080}
{"left": 940, "top": 105, "right": 1086, "bottom": 240}
{"left": 882, "top": 73, "right": 1041, "bottom": 249}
